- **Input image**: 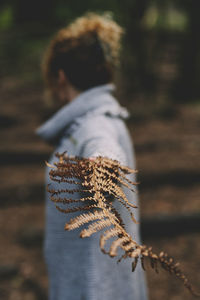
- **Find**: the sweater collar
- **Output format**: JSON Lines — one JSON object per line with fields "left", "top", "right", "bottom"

{"left": 36, "top": 84, "right": 129, "bottom": 143}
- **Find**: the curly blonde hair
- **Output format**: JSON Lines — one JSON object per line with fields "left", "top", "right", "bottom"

{"left": 42, "top": 12, "right": 124, "bottom": 92}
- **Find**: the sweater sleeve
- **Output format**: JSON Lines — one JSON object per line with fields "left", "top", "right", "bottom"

{"left": 80, "top": 118, "right": 127, "bottom": 166}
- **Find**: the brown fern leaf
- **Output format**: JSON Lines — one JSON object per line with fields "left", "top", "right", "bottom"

{"left": 109, "top": 206, "right": 125, "bottom": 229}
{"left": 97, "top": 165, "right": 137, "bottom": 192}
{"left": 65, "top": 211, "right": 106, "bottom": 231}
{"left": 132, "top": 257, "right": 139, "bottom": 272}
{"left": 80, "top": 219, "right": 113, "bottom": 238}
{"left": 47, "top": 152, "right": 200, "bottom": 297}
{"left": 109, "top": 236, "right": 132, "bottom": 257}
{"left": 55, "top": 204, "right": 97, "bottom": 214}
{"left": 51, "top": 196, "right": 94, "bottom": 204}
{"left": 100, "top": 228, "right": 121, "bottom": 253}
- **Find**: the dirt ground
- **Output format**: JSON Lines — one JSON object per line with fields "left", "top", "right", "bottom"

{"left": 0, "top": 77, "right": 199, "bottom": 299}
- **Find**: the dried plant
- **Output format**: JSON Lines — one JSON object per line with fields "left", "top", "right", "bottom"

{"left": 47, "top": 152, "right": 199, "bottom": 297}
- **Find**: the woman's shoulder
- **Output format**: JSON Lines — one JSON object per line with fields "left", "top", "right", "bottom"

{"left": 74, "top": 112, "right": 119, "bottom": 140}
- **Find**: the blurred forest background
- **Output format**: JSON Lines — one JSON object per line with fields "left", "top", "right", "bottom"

{"left": 0, "top": 1, "right": 200, "bottom": 300}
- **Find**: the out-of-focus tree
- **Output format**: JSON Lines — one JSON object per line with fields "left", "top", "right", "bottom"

{"left": 12, "top": 0, "right": 56, "bottom": 24}
{"left": 117, "top": 0, "right": 150, "bottom": 94}
{"left": 172, "top": 0, "right": 200, "bottom": 101}
{"left": 1, "top": 0, "right": 200, "bottom": 102}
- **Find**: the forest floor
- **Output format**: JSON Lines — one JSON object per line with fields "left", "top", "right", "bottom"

{"left": 0, "top": 76, "right": 200, "bottom": 300}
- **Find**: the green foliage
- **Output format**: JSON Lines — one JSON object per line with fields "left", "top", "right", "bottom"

{"left": 54, "top": 0, "right": 121, "bottom": 26}
{"left": 0, "top": 5, "right": 13, "bottom": 30}
{"left": 142, "top": 4, "right": 188, "bottom": 31}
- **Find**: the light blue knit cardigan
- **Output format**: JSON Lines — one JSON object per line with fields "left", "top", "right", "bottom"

{"left": 37, "top": 84, "right": 148, "bottom": 300}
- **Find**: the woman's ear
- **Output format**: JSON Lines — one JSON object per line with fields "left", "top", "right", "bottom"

{"left": 56, "top": 70, "right": 70, "bottom": 103}
{"left": 58, "top": 69, "right": 68, "bottom": 87}
{"left": 57, "top": 69, "right": 80, "bottom": 103}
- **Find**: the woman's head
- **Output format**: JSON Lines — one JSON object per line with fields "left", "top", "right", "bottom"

{"left": 42, "top": 13, "right": 123, "bottom": 99}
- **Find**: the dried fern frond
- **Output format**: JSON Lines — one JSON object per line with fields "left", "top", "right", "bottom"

{"left": 47, "top": 152, "right": 200, "bottom": 297}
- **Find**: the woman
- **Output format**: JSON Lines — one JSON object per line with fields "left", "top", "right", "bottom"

{"left": 37, "top": 13, "right": 148, "bottom": 300}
